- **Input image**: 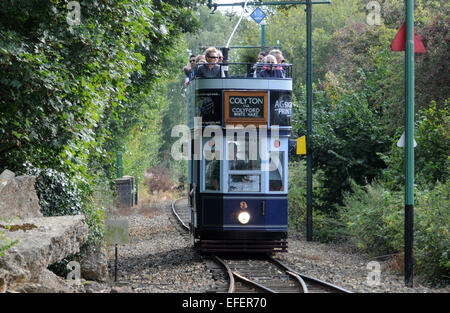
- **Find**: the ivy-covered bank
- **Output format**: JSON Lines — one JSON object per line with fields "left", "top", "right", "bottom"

{"left": 0, "top": 0, "right": 205, "bottom": 246}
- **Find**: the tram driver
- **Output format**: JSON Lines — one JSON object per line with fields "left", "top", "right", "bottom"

{"left": 205, "top": 159, "right": 220, "bottom": 191}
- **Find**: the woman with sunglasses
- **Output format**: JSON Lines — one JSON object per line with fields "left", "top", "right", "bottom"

{"left": 196, "top": 47, "right": 223, "bottom": 78}
{"left": 258, "top": 55, "right": 285, "bottom": 78}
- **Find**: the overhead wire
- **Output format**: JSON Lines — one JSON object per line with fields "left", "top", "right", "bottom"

{"left": 225, "top": 0, "right": 250, "bottom": 48}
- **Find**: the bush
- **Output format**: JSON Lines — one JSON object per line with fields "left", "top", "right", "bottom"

{"left": 288, "top": 160, "right": 348, "bottom": 242}
{"left": 23, "top": 161, "right": 105, "bottom": 247}
{"left": 293, "top": 79, "right": 390, "bottom": 210}
{"left": 414, "top": 182, "right": 450, "bottom": 284}
{"left": 381, "top": 99, "right": 449, "bottom": 190}
{"left": 342, "top": 180, "right": 450, "bottom": 284}
{"left": 341, "top": 181, "right": 404, "bottom": 254}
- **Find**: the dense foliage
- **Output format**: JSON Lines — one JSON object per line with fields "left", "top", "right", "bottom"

{"left": 0, "top": 0, "right": 202, "bottom": 244}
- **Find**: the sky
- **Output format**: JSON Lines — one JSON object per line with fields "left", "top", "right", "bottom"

{"left": 213, "top": 0, "right": 246, "bottom": 15}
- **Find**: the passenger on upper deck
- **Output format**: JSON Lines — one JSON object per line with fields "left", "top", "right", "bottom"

{"left": 269, "top": 49, "right": 285, "bottom": 65}
{"left": 196, "top": 47, "right": 224, "bottom": 78}
{"left": 184, "top": 55, "right": 196, "bottom": 86}
{"left": 185, "top": 54, "right": 206, "bottom": 85}
{"left": 269, "top": 49, "right": 287, "bottom": 76}
{"left": 248, "top": 52, "right": 266, "bottom": 78}
{"left": 217, "top": 50, "right": 227, "bottom": 78}
{"left": 184, "top": 55, "right": 196, "bottom": 77}
{"left": 258, "top": 55, "right": 285, "bottom": 78}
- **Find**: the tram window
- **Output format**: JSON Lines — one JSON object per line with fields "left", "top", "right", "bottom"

{"left": 269, "top": 152, "right": 284, "bottom": 192}
{"left": 229, "top": 174, "right": 261, "bottom": 192}
{"left": 228, "top": 137, "right": 260, "bottom": 171}
{"left": 205, "top": 157, "right": 220, "bottom": 192}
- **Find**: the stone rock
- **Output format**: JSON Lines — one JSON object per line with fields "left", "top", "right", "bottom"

{"left": 110, "top": 286, "right": 135, "bottom": 293}
{"left": 0, "top": 169, "right": 15, "bottom": 187}
{"left": 80, "top": 245, "right": 108, "bottom": 282}
{"left": 0, "top": 170, "right": 42, "bottom": 219}
{"left": 0, "top": 215, "right": 88, "bottom": 291}
{"left": 9, "top": 269, "right": 76, "bottom": 293}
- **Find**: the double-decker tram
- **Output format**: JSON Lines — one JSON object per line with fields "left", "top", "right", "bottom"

{"left": 185, "top": 57, "right": 296, "bottom": 253}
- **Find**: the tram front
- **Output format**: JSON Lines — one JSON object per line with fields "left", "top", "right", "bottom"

{"left": 186, "top": 62, "right": 293, "bottom": 253}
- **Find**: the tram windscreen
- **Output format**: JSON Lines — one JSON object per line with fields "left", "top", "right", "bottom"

{"left": 229, "top": 174, "right": 261, "bottom": 192}
{"left": 227, "top": 137, "right": 260, "bottom": 171}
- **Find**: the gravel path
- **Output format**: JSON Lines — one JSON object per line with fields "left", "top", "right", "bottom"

{"left": 102, "top": 199, "right": 218, "bottom": 293}
{"left": 92, "top": 197, "right": 448, "bottom": 293}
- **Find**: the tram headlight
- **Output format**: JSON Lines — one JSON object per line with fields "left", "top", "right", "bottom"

{"left": 238, "top": 212, "right": 250, "bottom": 224}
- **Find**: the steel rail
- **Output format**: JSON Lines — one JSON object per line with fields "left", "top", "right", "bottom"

{"left": 171, "top": 197, "right": 190, "bottom": 231}
{"left": 231, "top": 270, "right": 276, "bottom": 293}
{"left": 213, "top": 255, "right": 306, "bottom": 293}
{"left": 268, "top": 256, "right": 352, "bottom": 293}
{"left": 214, "top": 255, "right": 235, "bottom": 293}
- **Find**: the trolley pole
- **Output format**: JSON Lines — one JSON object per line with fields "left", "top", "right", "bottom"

{"left": 404, "top": 0, "right": 415, "bottom": 288}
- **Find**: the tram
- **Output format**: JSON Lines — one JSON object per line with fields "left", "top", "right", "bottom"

{"left": 185, "top": 55, "right": 297, "bottom": 253}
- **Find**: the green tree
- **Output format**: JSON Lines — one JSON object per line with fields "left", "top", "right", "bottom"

{"left": 0, "top": 0, "right": 203, "bottom": 244}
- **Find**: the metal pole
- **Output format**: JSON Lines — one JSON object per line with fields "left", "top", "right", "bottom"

{"left": 404, "top": 0, "right": 414, "bottom": 287}
{"left": 261, "top": 23, "right": 266, "bottom": 49}
{"left": 115, "top": 244, "right": 118, "bottom": 282}
{"left": 115, "top": 151, "right": 122, "bottom": 282}
{"left": 116, "top": 151, "right": 123, "bottom": 178}
{"left": 306, "top": 0, "right": 313, "bottom": 241}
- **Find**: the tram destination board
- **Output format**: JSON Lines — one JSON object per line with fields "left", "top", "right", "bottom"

{"left": 225, "top": 90, "right": 268, "bottom": 125}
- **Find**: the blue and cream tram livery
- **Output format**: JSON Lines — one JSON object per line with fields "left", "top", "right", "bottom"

{"left": 186, "top": 63, "right": 294, "bottom": 253}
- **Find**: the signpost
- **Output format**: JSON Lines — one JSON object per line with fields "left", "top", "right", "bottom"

{"left": 250, "top": 8, "right": 267, "bottom": 50}
{"left": 403, "top": 0, "right": 415, "bottom": 288}
{"left": 390, "top": 0, "right": 425, "bottom": 287}
{"left": 250, "top": 7, "right": 266, "bottom": 24}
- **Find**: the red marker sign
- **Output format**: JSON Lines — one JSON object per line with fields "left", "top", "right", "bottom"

{"left": 391, "top": 22, "right": 426, "bottom": 53}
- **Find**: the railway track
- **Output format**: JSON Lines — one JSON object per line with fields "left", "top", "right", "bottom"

{"left": 171, "top": 197, "right": 190, "bottom": 232}
{"left": 171, "top": 197, "right": 351, "bottom": 294}
{"left": 210, "top": 255, "right": 351, "bottom": 293}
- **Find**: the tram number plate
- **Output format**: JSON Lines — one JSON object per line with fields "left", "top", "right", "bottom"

{"left": 225, "top": 91, "right": 268, "bottom": 125}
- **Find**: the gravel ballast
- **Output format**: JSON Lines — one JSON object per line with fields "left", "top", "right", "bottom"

{"left": 91, "top": 198, "right": 448, "bottom": 293}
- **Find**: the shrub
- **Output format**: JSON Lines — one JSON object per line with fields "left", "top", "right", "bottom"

{"left": 23, "top": 161, "right": 105, "bottom": 247}
{"left": 288, "top": 160, "right": 348, "bottom": 242}
{"left": 341, "top": 181, "right": 404, "bottom": 254}
{"left": 414, "top": 182, "right": 450, "bottom": 284}
{"left": 143, "top": 161, "right": 178, "bottom": 194}
{"left": 381, "top": 99, "right": 449, "bottom": 190}
{"left": 342, "top": 180, "right": 450, "bottom": 284}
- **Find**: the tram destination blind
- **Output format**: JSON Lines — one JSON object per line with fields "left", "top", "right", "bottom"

{"left": 225, "top": 91, "right": 268, "bottom": 125}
